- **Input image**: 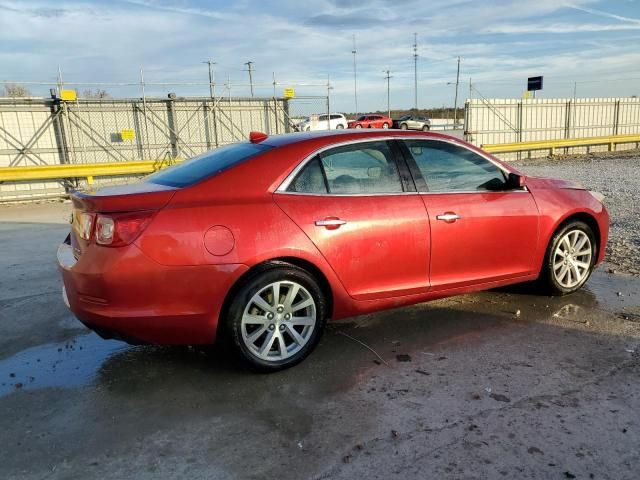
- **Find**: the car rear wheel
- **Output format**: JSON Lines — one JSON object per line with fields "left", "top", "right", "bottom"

{"left": 226, "top": 265, "right": 327, "bottom": 371}
{"left": 400, "top": 123, "right": 408, "bottom": 130}
{"left": 336, "top": 124, "right": 344, "bottom": 129}
{"left": 540, "top": 221, "right": 596, "bottom": 295}
{"left": 422, "top": 125, "right": 430, "bottom": 131}
{"left": 382, "top": 123, "right": 390, "bottom": 129}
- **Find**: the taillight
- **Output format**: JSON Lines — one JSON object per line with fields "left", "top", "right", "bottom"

{"left": 95, "top": 211, "right": 154, "bottom": 247}
{"left": 77, "top": 212, "right": 95, "bottom": 240}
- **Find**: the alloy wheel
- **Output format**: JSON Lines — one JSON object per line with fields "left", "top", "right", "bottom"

{"left": 241, "top": 281, "right": 316, "bottom": 361}
{"left": 552, "top": 229, "right": 593, "bottom": 289}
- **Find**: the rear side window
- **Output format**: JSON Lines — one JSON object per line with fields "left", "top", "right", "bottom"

{"left": 288, "top": 158, "right": 327, "bottom": 193}
{"left": 147, "top": 143, "right": 271, "bottom": 187}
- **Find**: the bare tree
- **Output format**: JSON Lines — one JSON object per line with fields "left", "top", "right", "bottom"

{"left": 2, "top": 83, "right": 31, "bottom": 97}
{"left": 82, "top": 88, "right": 110, "bottom": 99}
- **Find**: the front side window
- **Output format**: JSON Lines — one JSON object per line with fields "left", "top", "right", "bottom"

{"left": 287, "top": 141, "right": 404, "bottom": 195}
{"left": 403, "top": 140, "right": 507, "bottom": 192}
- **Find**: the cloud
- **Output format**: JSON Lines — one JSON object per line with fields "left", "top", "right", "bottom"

{"left": 566, "top": 4, "right": 640, "bottom": 25}
{"left": 0, "top": 0, "right": 638, "bottom": 110}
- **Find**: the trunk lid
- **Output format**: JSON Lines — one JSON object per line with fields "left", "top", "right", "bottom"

{"left": 69, "top": 182, "right": 177, "bottom": 258}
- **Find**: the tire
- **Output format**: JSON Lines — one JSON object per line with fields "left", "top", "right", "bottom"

{"left": 336, "top": 124, "right": 344, "bottom": 129}
{"left": 225, "top": 264, "right": 328, "bottom": 371}
{"left": 539, "top": 220, "right": 596, "bottom": 295}
{"left": 382, "top": 123, "right": 390, "bottom": 129}
{"left": 400, "top": 123, "right": 408, "bottom": 130}
{"left": 422, "top": 125, "right": 430, "bottom": 131}
{"left": 355, "top": 124, "right": 363, "bottom": 129}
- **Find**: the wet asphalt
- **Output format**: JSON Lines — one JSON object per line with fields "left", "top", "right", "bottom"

{"left": 0, "top": 202, "right": 639, "bottom": 480}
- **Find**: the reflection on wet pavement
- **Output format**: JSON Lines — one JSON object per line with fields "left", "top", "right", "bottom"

{"left": 1, "top": 271, "right": 638, "bottom": 399}
{"left": 0, "top": 334, "right": 126, "bottom": 397}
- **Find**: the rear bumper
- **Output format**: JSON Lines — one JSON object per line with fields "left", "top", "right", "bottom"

{"left": 57, "top": 241, "right": 248, "bottom": 345}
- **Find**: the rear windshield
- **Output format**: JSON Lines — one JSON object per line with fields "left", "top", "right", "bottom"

{"left": 147, "top": 142, "right": 271, "bottom": 187}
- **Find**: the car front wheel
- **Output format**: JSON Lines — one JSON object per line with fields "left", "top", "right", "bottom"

{"left": 225, "top": 265, "right": 327, "bottom": 371}
{"left": 400, "top": 123, "right": 408, "bottom": 130}
{"left": 382, "top": 123, "right": 389, "bottom": 129}
{"left": 422, "top": 125, "right": 430, "bottom": 131}
{"left": 540, "top": 220, "right": 596, "bottom": 295}
{"left": 355, "top": 124, "right": 362, "bottom": 129}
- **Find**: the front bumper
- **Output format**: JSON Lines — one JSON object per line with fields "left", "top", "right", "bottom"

{"left": 57, "top": 241, "right": 248, "bottom": 345}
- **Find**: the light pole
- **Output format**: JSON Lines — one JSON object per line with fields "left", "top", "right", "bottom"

{"left": 453, "top": 56, "right": 461, "bottom": 124}
{"left": 413, "top": 33, "right": 418, "bottom": 111}
{"left": 352, "top": 34, "right": 358, "bottom": 118}
{"left": 203, "top": 59, "right": 216, "bottom": 98}
{"left": 383, "top": 70, "right": 392, "bottom": 118}
{"left": 244, "top": 61, "right": 254, "bottom": 97}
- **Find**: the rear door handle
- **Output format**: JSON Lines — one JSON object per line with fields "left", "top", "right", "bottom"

{"left": 315, "top": 218, "right": 347, "bottom": 230}
{"left": 436, "top": 212, "right": 461, "bottom": 223}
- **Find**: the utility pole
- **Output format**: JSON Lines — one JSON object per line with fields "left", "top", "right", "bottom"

{"left": 383, "top": 70, "right": 392, "bottom": 118}
{"left": 244, "top": 61, "right": 255, "bottom": 97}
{"left": 413, "top": 33, "right": 418, "bottom": 111}
{"left": 203, "top": 60, "right": 216, "bottom": 98}
{"left": 352, "top": 34, "right": 358, "bottom": 118}
{"left": 453, "top": 56, "right": 461, "bottom": 124}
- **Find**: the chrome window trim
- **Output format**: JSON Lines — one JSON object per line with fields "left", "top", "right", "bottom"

{"left": 276, "top": 135, "right": 514, "bottom": 195}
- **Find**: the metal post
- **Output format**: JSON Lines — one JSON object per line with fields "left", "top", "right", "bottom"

{"left": 204, "top": 60, "right": 216, "bottom": 98}
{"left": 383, "top": 70, "right": 392, "bottom": 118}
{"left": 140, "top": 67, "right": 151, "bottom": 159}
{"left": 327, "top": 75, "right": 332, "bottom": 130}
{"left": 244, "top": 61, "right": 255, "bottom": 97}
{"left": 453, "top": 56, "right": 461, "bottom": 124}
{"left": 413, "top": 33, "right": 418, "bottom": 110}
{"left": 352, "top": 34, "right": 358, "bottom": 118}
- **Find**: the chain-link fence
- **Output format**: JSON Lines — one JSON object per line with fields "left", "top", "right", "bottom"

{"left": 0, "top": 93, "right": 328, "bottom": 200}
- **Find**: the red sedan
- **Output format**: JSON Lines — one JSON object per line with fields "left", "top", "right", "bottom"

{"left": 348, "top": 114, "right": 393, "bottom": 129}
{"left": 58, "top": 130, "right": 609, "bottom": 370}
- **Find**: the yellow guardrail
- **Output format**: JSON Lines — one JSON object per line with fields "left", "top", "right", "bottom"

{"left": 0, "top": 159, "right": 182, "bottom": 184}
{"left": 482, "top": 134, "right": 640, "bottom": 155}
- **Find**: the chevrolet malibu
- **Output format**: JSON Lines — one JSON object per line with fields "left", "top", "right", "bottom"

{"left": 58, "top": 130, "right": 609, "bottom": 371}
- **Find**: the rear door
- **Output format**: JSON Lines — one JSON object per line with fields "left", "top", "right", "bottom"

{"left": 274, "top": 139, "right": 430, "bottom": 300}
{"left": 399, "top": 139, "right": 539, "bottom": 290}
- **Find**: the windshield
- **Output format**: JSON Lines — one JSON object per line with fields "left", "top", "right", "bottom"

{"left": 357, "top": 116, "right": 366, "bottom": 121}
{"left": 147, "top": 142, "right": 271, "bottom": 187}
{"left": 399, "top": 115, "right": 411, "bottom": 120}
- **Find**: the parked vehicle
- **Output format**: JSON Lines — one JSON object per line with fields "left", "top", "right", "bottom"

{"left": 58, "top": 130, "right": 609, "bottom": 371}
{"left": 393, "top": 114, "right": 431, "bottom": 131}
{"left": 347, "top": 114, "right": 392, "bottom": 129}
{"left": 296, "top": 113, "right": 347, "bottom": 131}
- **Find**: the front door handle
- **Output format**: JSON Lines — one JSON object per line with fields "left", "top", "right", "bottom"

{"left": 315, "top": 218, "right": 347, "bottom": 230}
{"left": 436, "top": 212, "right": 461, "bottom": 223}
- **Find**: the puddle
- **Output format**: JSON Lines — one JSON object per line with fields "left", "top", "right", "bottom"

{"left": 0, "top": 333, "right": 127, "bottom": 398}
{"left": 0, "top": 271, "right": 638, "bottom": 399}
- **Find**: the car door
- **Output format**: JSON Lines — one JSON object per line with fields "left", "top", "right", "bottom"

{"left": 274, "top": 139, "right": 430, "bottom": 300}
{"left": 399, "top": 139, "right": 539, "bottom": 290}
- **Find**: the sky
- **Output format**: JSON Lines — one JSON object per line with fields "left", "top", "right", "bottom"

{"left": 1, "top": 0, "right": 639, "bottom": 112}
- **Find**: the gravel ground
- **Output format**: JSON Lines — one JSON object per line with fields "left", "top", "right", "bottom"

{"left": 512, "top": 150, "right": 640, "bottom": 276}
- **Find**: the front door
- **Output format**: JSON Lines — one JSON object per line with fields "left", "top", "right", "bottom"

{"left": 275, "top": 140, "right": 430, "bottom": 300}
{"left": 399, "top": 138, "right": 539, "bottom": 290}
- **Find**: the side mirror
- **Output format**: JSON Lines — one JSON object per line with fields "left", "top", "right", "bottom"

{"left": 507, "top": 173, "right": 526, "bottom": 189}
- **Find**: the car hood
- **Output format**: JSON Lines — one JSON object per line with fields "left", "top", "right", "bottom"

{"left": 525, "top": 176, "right": 585, "bottom": 190}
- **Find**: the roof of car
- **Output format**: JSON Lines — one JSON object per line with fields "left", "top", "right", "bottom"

{"left": 260, "top": 129, "right": 462, "bottom": 148}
